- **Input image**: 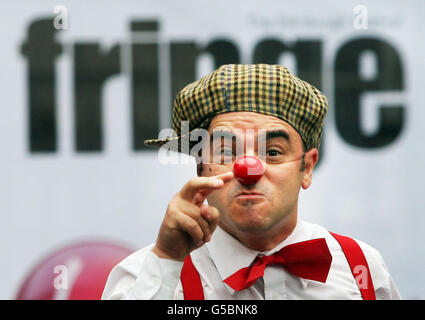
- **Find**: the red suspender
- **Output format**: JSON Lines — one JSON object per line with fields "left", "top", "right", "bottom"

{"left": 329, "top": 232, "right": 376, "bottom": 300}
{"left": 181, "top": 232, "right": 376, "bottom": 300}
{"left": 180, "top": 255, "right": 205, "bottom": 300}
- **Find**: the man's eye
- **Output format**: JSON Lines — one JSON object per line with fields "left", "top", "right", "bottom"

{"left": 266, "top": 149, "right": 281, "bottom": 157}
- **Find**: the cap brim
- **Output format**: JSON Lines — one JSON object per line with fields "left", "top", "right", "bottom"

{"left": 144, "top": 132, "right": 193, "bottom": 155}
{"left": 144, "top": 117, "right": 212, "bottom": 155}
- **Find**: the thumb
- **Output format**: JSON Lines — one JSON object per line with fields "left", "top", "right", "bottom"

{"left": 200, "top": 204, "right": 220, "bottom": 235}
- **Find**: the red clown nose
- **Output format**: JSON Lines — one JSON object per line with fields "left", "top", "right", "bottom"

{"left": 233, "top": 156, "right": 265, "bottom": 185}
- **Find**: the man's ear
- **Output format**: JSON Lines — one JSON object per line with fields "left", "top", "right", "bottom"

{"left": 301, "top": 148, "right": 318, "bottom": 189}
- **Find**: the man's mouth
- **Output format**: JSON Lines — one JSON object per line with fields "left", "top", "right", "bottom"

{"left": 235, "top": 191, "right": 265, "bottom": 199}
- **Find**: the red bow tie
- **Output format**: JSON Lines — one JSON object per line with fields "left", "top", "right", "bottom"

{"left": 223, "top": 238, "right": 333, "bottom": 291}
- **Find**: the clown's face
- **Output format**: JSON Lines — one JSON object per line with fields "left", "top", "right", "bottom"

{"left": 199, "top": 112, "right": 318, "bottom": 250}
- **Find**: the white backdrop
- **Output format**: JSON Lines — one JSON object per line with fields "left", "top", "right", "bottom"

{"left": 1, "top": 0, "right": 424, "bottom": 299}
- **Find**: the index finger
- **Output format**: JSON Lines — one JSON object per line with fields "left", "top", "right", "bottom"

{"left": 180, "top": 171, "right": 233, "bottom": 201}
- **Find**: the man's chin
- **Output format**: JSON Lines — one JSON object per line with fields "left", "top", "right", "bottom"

{"left": 229, "top": 222, "right": 278, "bottom": 239}
{"left": 228, "top": 213, "right": 272, "bottom": 234}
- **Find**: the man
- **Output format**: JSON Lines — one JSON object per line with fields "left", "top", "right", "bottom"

{"left": 102, "top": 64, "right": 401, "bottom": 300}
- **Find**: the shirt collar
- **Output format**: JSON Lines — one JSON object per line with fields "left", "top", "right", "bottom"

{"left": 205, "top": 220, "right": 311, "bottom": 294}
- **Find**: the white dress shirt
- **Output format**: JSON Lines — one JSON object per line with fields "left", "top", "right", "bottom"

{"left": 101, "top": 220, "right": 401, "bottom": 300}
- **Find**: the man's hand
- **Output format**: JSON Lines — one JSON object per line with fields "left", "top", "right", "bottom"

{"left": 152, "top": 171, "right": 233, "bottom": 261}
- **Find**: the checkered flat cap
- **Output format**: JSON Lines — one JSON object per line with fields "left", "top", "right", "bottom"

{"left": 144, "top": 64, "right": 328, "bottom": 153}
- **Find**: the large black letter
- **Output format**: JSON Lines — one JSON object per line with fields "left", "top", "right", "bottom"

{"left": 21, "top": 18, "right": 62, "bottom": 152}
{"left": 74, "top": 43, "right": 120, "bottom": 151}
{"left": 203, "top": 39, "right": 240, "bottom": 69}
{"left": 131, "top": 20, "right": 160, "bottom": 150}
{"left": 169, "top": 39, "right": 240, "bottom": 123}
{"left": 253, "top": 38, "right": 322, "bottom": 89}
{"left": 170, "top": 38, "right": 240, "bottom": 98}
{"left": 253, "top": 38, "right": 325, "bottom": 167}
{"left": 335, "top": 38, "right": 404, "bottom": 148}
{"left": 170, "top": 42, "right": 199, "bottom": 111}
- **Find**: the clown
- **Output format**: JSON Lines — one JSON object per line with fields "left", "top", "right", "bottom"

{"left": 102, "top": 64, "right": 401, "bottom": 300}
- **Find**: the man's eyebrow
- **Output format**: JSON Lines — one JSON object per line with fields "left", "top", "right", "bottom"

{"left": 209, "top": 129, "right": 290, "bottom": 144}
{"left": 262, "top": 129, "right": 290, "bottom": 142}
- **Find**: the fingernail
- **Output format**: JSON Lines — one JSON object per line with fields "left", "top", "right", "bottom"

{"left": 213, "top": 179, "right": 223, "bottom": 187}
{"left": 202, "top": 205, "right": 209, "bottom": 215}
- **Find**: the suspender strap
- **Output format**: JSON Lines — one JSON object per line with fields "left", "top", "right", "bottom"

{"left": 181, "top": 255, "right": 205, "bottom": 300}
{"left": 329, "top": 232, "right": 376, "bottom": 300}
{"left": 181, "top": 233, "right": 376, "bottom": 300}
